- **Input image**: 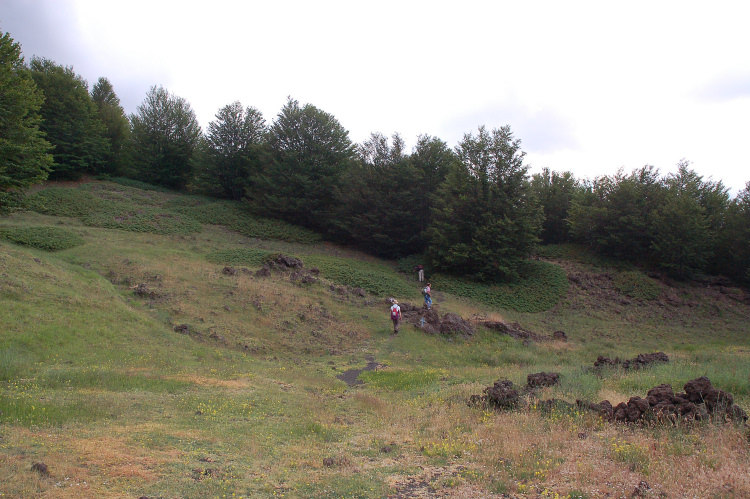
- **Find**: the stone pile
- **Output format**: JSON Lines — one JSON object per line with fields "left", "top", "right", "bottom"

{"left": 593, "top": 352, "right": 669, "bottom": 370}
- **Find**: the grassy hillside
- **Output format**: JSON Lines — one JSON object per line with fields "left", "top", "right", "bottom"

{"left": 1, "top": 180, "right": 749, "bottom": 498}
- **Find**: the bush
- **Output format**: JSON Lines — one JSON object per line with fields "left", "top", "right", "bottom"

{"left": 0, "top": 225, "right": 85, "bottom": 251}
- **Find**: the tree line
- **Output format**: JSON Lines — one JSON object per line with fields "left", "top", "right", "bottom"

{"left": 2, "top": 30, "right": 749, "bottom": 286}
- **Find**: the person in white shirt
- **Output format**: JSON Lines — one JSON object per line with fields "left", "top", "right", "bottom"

{"left": 390, "top": 300, "right": 402, "bottom": 334}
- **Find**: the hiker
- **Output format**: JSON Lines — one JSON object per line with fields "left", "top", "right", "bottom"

{"left": 390, "top": 300, "right": 402, "bottom": 334}
{"left": 423, "top": 283, "right": 432, "bottom": 309}
{"left": 415, "top": 264, "right": 424, "bottom": 282}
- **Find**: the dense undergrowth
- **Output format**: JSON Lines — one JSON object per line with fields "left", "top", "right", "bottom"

{"left": 0, "top": 225, "right": 85, "bottom": 251}
{"left": 1, "top": 180, "right": 749, "bottom": 498}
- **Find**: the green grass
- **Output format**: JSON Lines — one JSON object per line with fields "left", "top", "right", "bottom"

{"left": 358, "top": 368, "right": 447, "bottom": 391}
{"left": 205, "top": 247, "right": 277, "bottom": 267}
{"left": 0, "top": 225, "right": 85, "bottom": 251}
{"left": 1, "top": 180, "right": 749, "bottom": 498}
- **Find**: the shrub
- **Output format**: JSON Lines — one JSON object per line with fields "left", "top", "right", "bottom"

{"left": 0, "top": 225, "right": 85, "bottom": 251}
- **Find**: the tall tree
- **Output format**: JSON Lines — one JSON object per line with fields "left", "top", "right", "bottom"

{"left": 91, "top": 77, "right": 130, "bottom": 176}
{"left": 650, "top": 160, "right": 728, "bottom": 277}
{"left": 28, "top": 57, "right": 108, "bottom": 179}
{"left": 253, "top": 97, "right": 355, "bottom": 233}
{"left": 568, "top": 165, "right": 664, "bottom": 260}
{"left": 192, "top": 101, "right": 267, "bottom": 200}
{"left": 0, "top": 31, "right": 52, "bottom": 212}
{"left": 130, "top": 86, "right": 202, "bottom": 189}
{"left": 336, "top": 133, "right": 423, "bottom": 257}
{"left": 530, "top": 167, "right": 580, "bottom": 244}
{"left": 426, "top": 125, "right": 542, "bottom": 282}
{"left": 711, "top": 180, "right": 750, "bottom": 283}
{"left": 409, "top": 135, "right": 457, "bottom": 244}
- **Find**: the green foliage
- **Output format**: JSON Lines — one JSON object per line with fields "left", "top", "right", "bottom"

{"left": 24, "top": 185, "right": 201, "bottom": 235}
{"left": 28, "top": 57, "right": 109, "bottom": 179}
{"left": 613, "top": 270, "right": 662, "bottom": 300}
{"left": 0, "top": 31, "right": 52, "bottom": 212}
{"left": 530, "top": 167, "right": 580, "bottom": 244}
{"left": 205, "top": 248, "right": 276, "bottom": 267}
{"left": 0, "top": 225, "right": 85, "bottom": 251}
{"left": 397, "top": 254, "right": 427, "bottom": 275}
{"left": 81, "top": 204, "right": 202, "bottom": 235}
{"left": 336, "top": 133, "right": 425, "bottom": 257}
{"left": 650, "top": 162, "right": 724, "bottom": 278}
{"left": 426, "top": 125, "right": 542, "bottom": 282}
{"left": 305, "top": 254, "right": 417, "bottom": 297}
{"left": 192, "top": 101, "right": 267, "bottom": 200}
{"left": 23, "top": 186, "right": 109, "bottom": 218}
{"left": 130, "top": 85, "right": 202, "bottom": 189}
{"left": 91, "top": 77, "right": 131, "bottom": 176}
{"left": 409, "top": 135, "right": 457, "bottom": 238}
{"left": 712, "top": 182, "right": 750, "bottom": 285}
{"left": 569, "top": 165, "right": 664, "bottom": 261}
{"left": 433, "top": 260, "right": 568, "bottom": 312}
{"left": 167, "top": 196, "right": 322, "bottom": 243}
{"left": 109, "top": 177, "right": 173, "bottom": 192}
{"left": 535, "top": 243, "right": 619, "bottom": 267}
{"left": 253, "top": 97, "right": 355, "bottom": 233}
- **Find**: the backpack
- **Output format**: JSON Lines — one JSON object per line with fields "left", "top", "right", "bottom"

{"left": 422, "top": 287, "right": 429, "bottom": 296}
{"left": 390, "top": 306, "right": 399, "bottom": 319}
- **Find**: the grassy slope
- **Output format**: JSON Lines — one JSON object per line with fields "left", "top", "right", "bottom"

{"left": 0, "top": 181, "right": 748, "bottom": 498}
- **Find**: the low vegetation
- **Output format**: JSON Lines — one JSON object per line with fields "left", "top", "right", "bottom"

{"left": 0, "top": 225, "right": 85, "bottom": 251}
{"left": 1, "top": 181, "right": 749, "bottom": 498}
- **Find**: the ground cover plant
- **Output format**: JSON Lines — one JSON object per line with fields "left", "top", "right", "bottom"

{"left": 165, "top": 194, "right": 322, "bottom": 243}
{"left": 0, "top": 225, "right": 85, "bottom": 251}
{"left": 1, "top": 180, "right": 749, "bottom": 498}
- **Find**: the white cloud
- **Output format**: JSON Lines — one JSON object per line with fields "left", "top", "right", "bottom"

{"left": 2, "top": 0, "right": 749, "bottom": 193}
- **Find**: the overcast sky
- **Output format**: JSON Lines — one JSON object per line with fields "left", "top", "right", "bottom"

{"left": 3, "top": 0, "right": 749, "bottom": 193}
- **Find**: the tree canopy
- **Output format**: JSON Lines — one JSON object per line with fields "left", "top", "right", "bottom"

{"left": 130, "top": 86, "right": 202, "bottom": 189}
{"left": 426, "top": 126, "right": 542, "bottom": 282}
{"left": 28, "top": 57, "right": 108, "bottom": 179}
{"left": 91, "top": 77, "right": 130, "bottom": 176}
{"left": 192, "top": 101, "right": 267, "bottom": 200}
{"left": 253, "top": 97, "right": 355, "bottom": 233}
{"left": 0, "top": 31, "right": 52, "bottom": 212}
